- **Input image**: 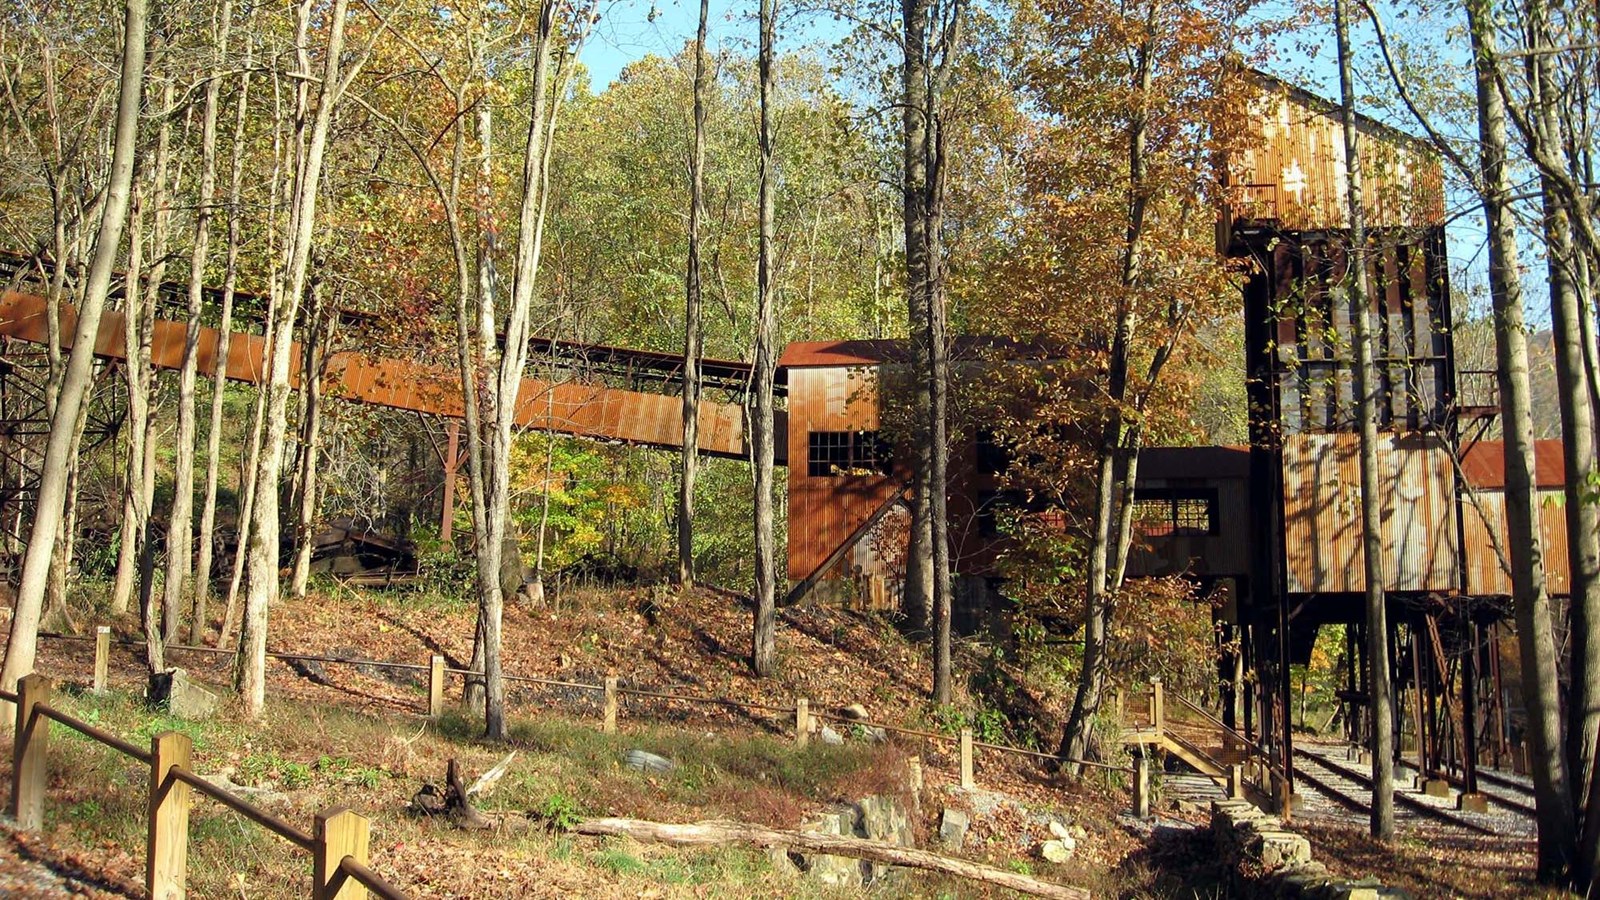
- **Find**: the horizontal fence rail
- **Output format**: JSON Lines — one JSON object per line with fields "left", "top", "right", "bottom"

{"left": 50, "top": 628, "right": 1132, "bottom": 796}
{"left": 3, "top": 671, "right": 404, "bottom": 899}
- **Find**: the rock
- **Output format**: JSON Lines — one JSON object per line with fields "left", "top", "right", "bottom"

{"left": 944, "top": 783, "right": 1007, "bottom": 817}
{"left": 841, "top": 704, "right": 870, "bottom": 721}
{"left": 939, "top": 808, "right": 969, "bottom": 849}
{"left": 621, "top": 749, "right": 677, "bottom": 773}
{"left": 148, "top": 669, "right": 218, "bottom": 720}
{"left": 200, "top": 772, "right": 286, "bottom": 803}
{"left": 856, "top": 793, "right": 914, "bottom": 882}
{"left": 796, "top": 795, "right": 913, "bottom": 887}
{"left": 1039, "top": 839, "right": 1073, "bottom": 863}
{"left": 768, "top": 846, "right": 801, "bottom": 877}
{"left": 819, "top": 725, "right": 845, "bottom": 746}
{"left": 1048, "top": 821, "right": 1078, "bottom": 847}
{"left": 800, "top": 808, "right": 865, "bottom": 887}
{"left": 859, "top": 726, "right": 888, "bottom": 743}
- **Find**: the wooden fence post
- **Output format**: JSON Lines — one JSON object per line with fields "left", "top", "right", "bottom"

{"left": 10, "top": 673, "right": 51, "bottom": 829}
{"left": 1132, "top": 752, "right": 1150, "bottom": 818}
{"left": 428, "top": 656, "right": 444, "bottom": 719}
{"left": 959, "top": 728, "right": 975, "bottom": 790}
{"left": 147, "top": 731, "right": 192, "bottom": 899}
{"left": 1149, "top": 678, "right": 1164, "bottom": 740}
{"left": 1228, "top": 763, "right": 1246, "bottom": 800}
{"left": 603, "top": 677, "right": 618, "bottom": 734}
{"left": 94, "top": 626, "right": 110, "bottom": 693}
{"left": 313, "top": 807, "right": 371, "bottom": 900}
{"left": 795, "top": 698, "right": 810, "bottom": 748}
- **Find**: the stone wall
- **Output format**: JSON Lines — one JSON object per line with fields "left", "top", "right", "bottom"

{"left": 1209, "top": 799, "right": 1411, "bottom": 899}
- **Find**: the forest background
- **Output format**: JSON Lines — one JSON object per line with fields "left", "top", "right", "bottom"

{"left": 1, "top": 0, "right": 1596, "bottom": 882}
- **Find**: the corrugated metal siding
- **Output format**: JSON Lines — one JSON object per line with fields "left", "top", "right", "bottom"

{"left": 785, "top": 366, "right": 903, "bottom": 582}
{"left": 0, "top": 290, "right": 758, "bottom": 459}
{"left": 783, "top": 364, "right": 1004, "bottom": 594}
{"left": 1281, "top": 433, "right": 1458, "bottom": 593}
{"left": 1462, "top": 489, "right": 1571, "bottom": 596}
{"left": 1459, "top": 440, "right": 1566, "bottom": 489}
{"left": 1224, "top": 73, "right": 1444, "bottom": 231}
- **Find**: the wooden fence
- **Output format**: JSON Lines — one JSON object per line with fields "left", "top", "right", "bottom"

{"left": 2, "top": 671, "right": 406, "bottom": 900}
{"left": 56, "top": 628, "right": 1133, "bottom": 798}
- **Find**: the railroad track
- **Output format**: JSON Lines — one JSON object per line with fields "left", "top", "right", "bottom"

{"left": 1291, "top": 744, "right": 1531, "bottom": 837}
{"left": 1394, "top": 757, "right": 1537, "bottom": 817}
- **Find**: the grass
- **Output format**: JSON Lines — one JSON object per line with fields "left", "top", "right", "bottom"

{"left": 4, "top": 683, "right": 904, "bottom": 897}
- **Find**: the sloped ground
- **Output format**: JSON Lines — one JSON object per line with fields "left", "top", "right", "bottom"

{"left": 12, "top": 583, "right": 1555, "bottom": 897}
{"left": 7, "top": 584, "right": 1170, "bottom": 898}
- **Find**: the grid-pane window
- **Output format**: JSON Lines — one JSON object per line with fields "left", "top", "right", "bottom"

{"left": 808, "top": 431, "right": 889, "bottom": 477}
{"left": 1131, "top": 489, "right": 1217, "bottom": 537}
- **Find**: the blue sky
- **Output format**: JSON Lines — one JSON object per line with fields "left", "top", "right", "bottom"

{"left": 582, "top": 0, "right": 767, "bottom": 87}
{"left": 576, "top": 0, "right": 1512, "bottom": 320}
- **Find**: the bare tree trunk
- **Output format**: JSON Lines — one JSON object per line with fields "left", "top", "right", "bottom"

{"left": 220, "top": 375, "right": 267, "bottom": 648}
{"left": 902, "top": 0, "right": 943, "bottom": 697}
{"left": 193, "top": 37, "right": 253, "bottom": 644}
{"left": 678, "top": 0, "right": 709, "bottom": 591}
{"left": 145, "top": 75, "right": 180, "bottom": 646}
{"left": 1059, "top": 15, "right": 1153, "bottom": 767}
{"left": 461, "top": 96, "right": 493, "bottom": 716}
{"left": 111, "top": 151, "right": 163, "bottom": 621}
{"left": 750, "top": 0, "right": 779, "bottom": 677}
{"left": 1468, "top": 0, "right": 1575, "bottom": 877}
{"left": 1520, "top": 0, "right": 1600, "bottom": 825}
{"left": 926, "top": 115, "right": 954, "bottom": 703}
{"left": 1, "top": 0, "right": 146, "bottom": 705}
{"left": 573, "top": 817, "right": 1089, "bottom": 899}
{"left": 118, "top": 175, "right": 164, "bottom": 672}
{"left": 902, "top": 0, "right": 935, "bottom": 636}
{"left": 45, "top": 380, "right": 93, "bottom": 631}
{"left": 165, "top": 0, "right": 232, "bottom": 641}
{"left": 1335, "top": 0, "right": 1395, "bottom": 841}
{"left": 529, "top": 385, "right": 556, "bottom": 606}
{"left": 237, "top": 0, "right": 353, "bottom": 718}
{"left": 290, "top": 269, "right": 332, "bottom": 598}
{"left": 463, "top": 0, "right": 586, "bottom": 738}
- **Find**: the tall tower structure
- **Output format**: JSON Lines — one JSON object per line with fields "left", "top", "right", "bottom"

{"left": 1222, "top": 68, "right": 1491, "bottom": 799}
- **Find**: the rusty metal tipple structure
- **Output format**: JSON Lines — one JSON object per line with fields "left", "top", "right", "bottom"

{"left": 1186, "top": 69, "right": 1546, "bottom": 806}
{"left": 0, "top": 70, "right": 1551, "bottom": 807}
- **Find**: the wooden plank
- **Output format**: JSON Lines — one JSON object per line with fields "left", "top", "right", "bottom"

{"left": 10, "top": 674, "right": 50, "bottom": 830}
{"left": 603, "top": 677, "right": 619, "bottom": 734}
{"left": 960, "top": 728, "right": 976, "bottom": 790}
{"left": 147, "top": 731, "right": 193, "bottom": 900}
{"left": 313, "top": 807, "right": 371, "bottom": 900}
{"left": 94, "top": 626, "right": 110, "bottom": 693}
{"left": 427, "top": 656, "right": 444, "bottom": 719}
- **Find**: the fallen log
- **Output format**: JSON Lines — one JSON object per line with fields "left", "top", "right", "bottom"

{"left": 572, "top": 816, "right": 1089, "bottom": 899}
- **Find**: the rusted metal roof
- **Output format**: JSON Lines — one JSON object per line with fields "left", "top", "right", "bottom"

{"left": 777, "top": 337, "right": 1060, "bottom": 371}
{"left": 779, "top": 340, "right": 910, "bottom": 369}
{"left": 1459, "top": 440, "right": 1566, "bottom": 489}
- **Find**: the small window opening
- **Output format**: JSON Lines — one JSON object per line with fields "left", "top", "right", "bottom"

{"left": 807, "top": 431, "right": 890, "bottom": 477}
{"left": 1131, "top": 489, "right": 1218, "bottom": 537}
